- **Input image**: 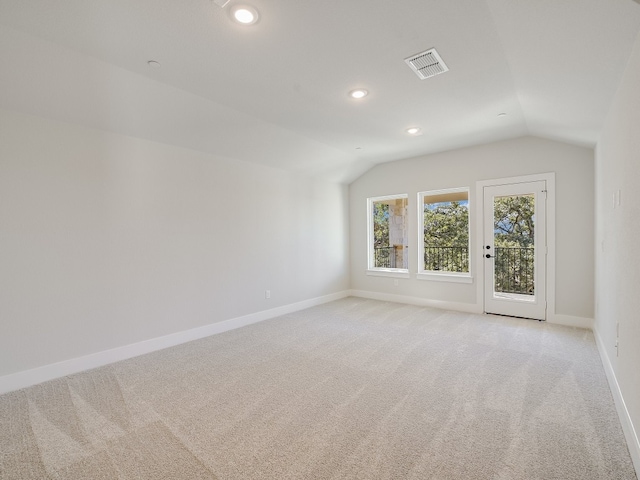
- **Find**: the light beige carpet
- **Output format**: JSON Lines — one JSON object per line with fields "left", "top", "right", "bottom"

{"left": 0, "top": 297, "right": 636, "bottom": 479}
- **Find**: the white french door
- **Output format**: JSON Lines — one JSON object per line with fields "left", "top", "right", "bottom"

{"left": 483, "top": 180, "right": 547, "bottom": 320}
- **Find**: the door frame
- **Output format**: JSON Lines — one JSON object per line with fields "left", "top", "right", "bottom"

{"left": 483, "top": 180, "right": 546, "bottom": 319}
{"left": 475, "top": 173, "right": 556, "bottom": 320}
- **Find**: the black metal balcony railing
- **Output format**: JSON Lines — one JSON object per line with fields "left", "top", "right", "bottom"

{"left": 374, "top": 246, "right": 396, "bottom": 268}
{"left": 423, "top": 245, "right": 534, "bottom": 295}
{"left": 378, "top": 245, "right": 534, "bottom": 295}
{"left": 424, "top": 246, "right": 469, "bottom": 273}
{"left": 494, "top": 247, "right": 534, "bottom": 295}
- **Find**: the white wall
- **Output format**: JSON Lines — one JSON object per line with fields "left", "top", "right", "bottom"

{"left": 595, "top": 29, "right": 640, "bottom": 468}
{"left": 349, "top": 136, "right": 594, "bottom": 319}
{"left": 0, "top": 108, "right": 349, "bottom": 378}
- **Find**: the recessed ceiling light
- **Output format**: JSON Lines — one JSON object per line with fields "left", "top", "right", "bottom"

{"left": 349, "top": 89, "right": 368, "bottom": 99}
{"left": 231, "top": 5, "right": 259, "bottom": 25}
{"left": 147, "top": 60, "right": 161, "bottom": 68}
{"left": 406, "top": 127, "right": 422, "bottom": 135}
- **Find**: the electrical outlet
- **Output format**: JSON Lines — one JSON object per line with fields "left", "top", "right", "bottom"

{"left": 265, "top": 290, "right": 271, "bottom": 299}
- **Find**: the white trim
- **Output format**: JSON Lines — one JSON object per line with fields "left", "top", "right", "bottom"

{"left": 349, "top": 289, "right": 482, "bottom": 314}
{"left": 594, "top": 327, "right": 640, "bottom": 476}
{"left": 367, "top": 193, "right": 409, "bottom": 202}
{"left": 475, "top": 173, "right": 556, "bottom": 320}
{"left": 0, "top": 291, "right": 350, "bottom": 395}
{"left": 547, "top": 314, "right": 594, "bottom": 330}
{"left": 416, "top": 272, "right": 473, "bottom": 283}
{"left": 366, "top": 269, "right": 410, "bottom": 279}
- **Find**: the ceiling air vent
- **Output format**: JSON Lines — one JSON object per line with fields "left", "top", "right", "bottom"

{"left": 404, "top": 48, "right": 449, "bottom": 80}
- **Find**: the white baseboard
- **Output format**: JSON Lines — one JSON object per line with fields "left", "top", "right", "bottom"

{"left": 350, "top": 290, "right": 594, "bottom": 330}
{"left": 594, "top": 326, "right": 640, "bottom": 476}
{"left": 0, "top": 290, "right": 349, "bottom": 395}
{"left": 548, "top": 313, "right": 594, "bottom": 330}
{"left": 348, "top": 289, "right": 483, "bottom": 314}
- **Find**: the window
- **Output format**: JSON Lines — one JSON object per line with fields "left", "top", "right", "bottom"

{"left": 418, "top": 188, "right": 471, "bottom": 282}
{"left": 367, "top": 195, "right": 408, "bottom": 276}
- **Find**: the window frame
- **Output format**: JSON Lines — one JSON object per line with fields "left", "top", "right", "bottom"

{"left": 366, "top": 194, "right": 410, "bottom": 278}
{"left": 417, "top": 187, "right": 472, "bottom": 283}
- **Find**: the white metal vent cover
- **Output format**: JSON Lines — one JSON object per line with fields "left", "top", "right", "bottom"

{"left": 405, "top": 48, "right": 449, "bottom": 80}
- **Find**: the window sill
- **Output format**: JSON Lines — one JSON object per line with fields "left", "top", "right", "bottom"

{"left": 367, "top": 269, "right": 410, "bottom": 279}
{"left": 416, "top": 272, "right": 473, "bottom": 283}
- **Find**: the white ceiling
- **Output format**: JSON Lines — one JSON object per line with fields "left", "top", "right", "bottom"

{"left": 1, "top": 0, "right": 639, "bottom": 183}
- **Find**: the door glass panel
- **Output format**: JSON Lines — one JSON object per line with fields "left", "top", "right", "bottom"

{"left": 493, "top": 194, "right": 535, "bottom": 299}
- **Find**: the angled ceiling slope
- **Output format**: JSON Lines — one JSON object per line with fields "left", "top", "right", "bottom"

{"left": 0, "top": 0, "right": 639, "bottom": 183}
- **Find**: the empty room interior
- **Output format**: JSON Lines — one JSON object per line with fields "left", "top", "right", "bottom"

{"left": 1, "top": 0, "right": 640, "bottom": 478}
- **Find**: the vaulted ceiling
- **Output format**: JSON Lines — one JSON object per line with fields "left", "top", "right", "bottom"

{"left": 1, "top": 0, "right": 639, "bottom": 182}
